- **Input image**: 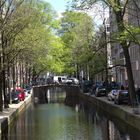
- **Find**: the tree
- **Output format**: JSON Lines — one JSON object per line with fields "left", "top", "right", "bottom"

{"left": 0, "top": 0, "right": 34, "bottom": 110}
{"left": 70, "top": 0, "right": 140, "bottom": 107}
{"left": 0, "top": 0, "right": 67, "bottom": 108}
{"left": 60, "top": 11, "right": 95, "bottom": 79}
{"left": 12, "top": 0, "right": 66, "bottom": 85}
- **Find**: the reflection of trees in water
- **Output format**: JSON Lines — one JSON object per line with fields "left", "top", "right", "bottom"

{"left": 1, "top": 120, "right": 8, "bottom": 140}
{"left": 78, "top": 99, "right": 140, "bottom": 140}
{"left": 108, "top": 120, "right": 123, "bottom": 140}
{"left": 65, "top": 95, "right": 79, "bottom": 107}
{"left": 46, "top": 87, "right": 66, "bottom": 103}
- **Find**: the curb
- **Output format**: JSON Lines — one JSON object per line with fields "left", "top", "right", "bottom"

{"left": 0, "top": 93, "right": 32, "bottom": 134}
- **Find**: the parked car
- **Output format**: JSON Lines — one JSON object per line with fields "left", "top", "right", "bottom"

{"left": 61, "top": 77, "right": 67, "bottom": 84}
{"left": 24, "top": 89, "right": 30, "bottom": 97}
{"left": 53, "top": 76, "right": 67, "bottom": 84}
{"left": 25, "top": 84, "right": 31, "bottom": 89}
{"left": 114, "top": 90, "right": 129, "bottom": 105}
{"left": 72, "top": 78, "right": 79, "bottom": 84}
{"left": 7, "top": 90, "right": 19, "bottom": 104}
{"left": 66, "top": 78, "right": 79, "bottom": 85}
{"left": 95, "top": 86, "right": 106, "bottom": 97}
{"left": 16, "top": 87, "right": 25, "bottom": 101}
{"left": 83, "top": 80, "right": 92, "bottom": 93}
{"left": 66, "top": 78, "right": 72, "bottom": 85}
{"left": 108, "top": 89, "right": 118, "bottom": 101}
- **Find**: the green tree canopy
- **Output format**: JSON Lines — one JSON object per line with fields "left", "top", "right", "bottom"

{"left": 60, "top": 11, "right": 95, "bottom": 77}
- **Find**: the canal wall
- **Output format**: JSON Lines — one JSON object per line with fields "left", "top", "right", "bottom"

{"left": 33, "top": 85, "right": 48, "bottom": 104}
{"left": 65, "top": 85, "right": 80, "bottom": 106}
{"left": 79, "top": 93, "right": 140, "bottom": 131}
{"left": 0, "top": 93, "right": 32, "bottom": 134}
{"left": 33, "top": 85, "right": 80, "bottom": 105}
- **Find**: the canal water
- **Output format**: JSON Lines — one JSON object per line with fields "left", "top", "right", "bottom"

{"left": 1, "top": 87, "right": 140, "bottom": 140}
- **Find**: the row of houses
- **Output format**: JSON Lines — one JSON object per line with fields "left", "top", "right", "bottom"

{"left": 95, "top": 0, "right": 140, "bottom": 88}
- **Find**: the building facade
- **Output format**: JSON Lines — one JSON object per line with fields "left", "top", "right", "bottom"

{"left": 110, "top": 0, "right": 140, "bottom": 88}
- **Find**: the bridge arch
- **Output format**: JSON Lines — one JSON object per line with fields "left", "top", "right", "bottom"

{"left": 33, "top": 84, "right": 80, "bottom": 106}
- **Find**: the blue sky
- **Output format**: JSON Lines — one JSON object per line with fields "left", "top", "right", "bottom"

{"left": 44, "top": 0, "right": 67, "bottom": 12}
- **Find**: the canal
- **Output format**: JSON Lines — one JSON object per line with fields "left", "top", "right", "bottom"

{"left": 1, "top": 87, "right": 140, "bottom": 140}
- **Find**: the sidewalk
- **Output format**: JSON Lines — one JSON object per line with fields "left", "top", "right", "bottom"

{"left": 0, "top": 94, "right": 32, "bottom": 134}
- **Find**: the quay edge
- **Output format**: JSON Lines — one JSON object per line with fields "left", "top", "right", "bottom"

{"left": 0, "top": 93, "right": 32, "bottom": 134}
{"left": 79, "top": 92, "right": 140, "bottom": 131}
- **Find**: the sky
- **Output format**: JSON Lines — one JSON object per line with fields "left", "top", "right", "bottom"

{"left": 43, "top": 0, "right": 109, "bottom": 28}
{"left": 44, "top": 0, "right": 67, "bottom": 13}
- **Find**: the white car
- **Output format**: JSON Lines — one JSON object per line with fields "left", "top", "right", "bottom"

{"left": 24, "top": 89, "right": 30, "bottom": 97}
{"left": 66, "top": 78, "right": 79, "bottom": 85}
{"left": 108, "top": 89, "right": 118, "bottom": 101}
{"left": 61, "top": 77, "right": 67, "bottom": 83}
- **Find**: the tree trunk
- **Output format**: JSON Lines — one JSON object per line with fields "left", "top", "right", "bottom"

{"left": 2, "top": 69, "right": 9, "bottom": 108}
{"left": 0, "top": 1, "right": 3, "bottom": 111}
{"left": 7, "top": 64, "right": 11, "bottom": 104}
{"left": 28, "top": 67, "right": 31, "bottom": 84}
{"left": 0, "top": 71, "right": 3, "bottom": 111}
{"left": 123, "top": 46, "right": 137, "bottom": 106}
{"left": 32, "top": 66, "right": 37, "bottom": 85}
{"left": 114, "top": 0, "right": 138, "bottom": 107}
{"left": 12, "top": 62, "right": 16, "bottom": 89}
{"left": 0, "top": 76, "right": 3, "bottom": 112}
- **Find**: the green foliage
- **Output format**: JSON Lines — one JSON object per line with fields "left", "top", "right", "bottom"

{"left": 71, "top": 0, "right": 140, "bottom": 45}
{"left": 8, "top": 0, "right": 65, "bottom": 77}
{"left": 70, "top": 0, "right": 139, "bottom": 105}
{"left": 47, "top": 37, "right": 65, "bottom": 73}
{"left": 60, "top": 11, "right": 95, "bottom": 75}
{"left": 118, "top": 25, "right": 140, "bottom": 45}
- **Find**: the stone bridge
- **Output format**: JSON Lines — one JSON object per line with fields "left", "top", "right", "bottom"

{"left": 33, "top": 84, "right": 81, "bottom": 106}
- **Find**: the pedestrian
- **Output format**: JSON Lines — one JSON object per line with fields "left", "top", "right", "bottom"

{"left": 121, "top": 85, "right": 124, "bottom": 90}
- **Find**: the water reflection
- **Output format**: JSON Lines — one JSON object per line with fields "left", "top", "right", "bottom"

{"left": 1, "top": 88, "right": 140, "bottom": 140}
{"left": 79, "top": 100, "right": 140, "bottom": 140}
{"left": 46, "top": 87, "right": 66, "bottom": 103}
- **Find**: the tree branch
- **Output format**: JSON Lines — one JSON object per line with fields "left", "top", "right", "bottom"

{"left": 122, "top": 0, "right": 129, "bottom": 17}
